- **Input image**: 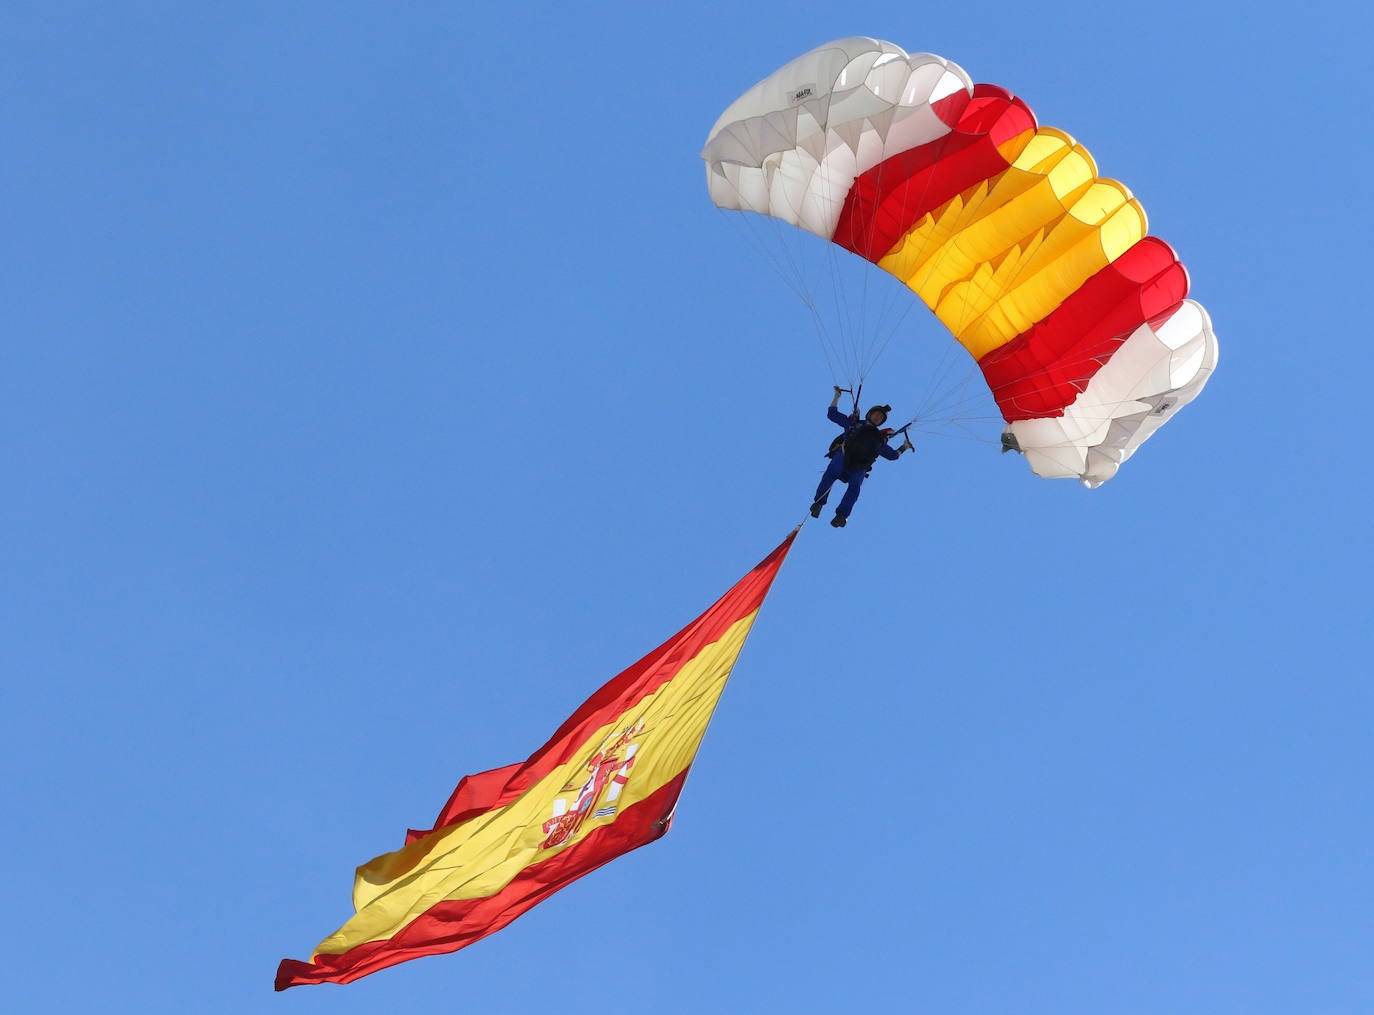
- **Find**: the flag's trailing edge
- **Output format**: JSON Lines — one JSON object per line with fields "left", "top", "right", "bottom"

{"left": 276, "top": 531, "right": 797, "bottom": 990}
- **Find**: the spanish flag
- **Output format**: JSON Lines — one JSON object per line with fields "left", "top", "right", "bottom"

{"left": 276, "top": 531, "right": 796, "bottom": 989}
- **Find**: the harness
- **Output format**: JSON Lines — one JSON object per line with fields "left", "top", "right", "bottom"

{"left": 840, "top": 421, "right": 886, "bottom": 471}
{"left": 826, "top": 418, "right": 886, "bottom": 472}
{"left": 825, "top": 387, "right": 913, "bottom": 474}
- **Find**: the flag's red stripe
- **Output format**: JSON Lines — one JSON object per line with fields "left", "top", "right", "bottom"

{"left": 407, "top": 531, "right": 795, "bottom": 840}
{"left": 276, "top": 770, "right": 690, "bottom": 990}
{"left": 977, "top": 237, "right": 1192, "bottom": 420}
{"left": 832, "top": 85, "right": 1036, "bottom": 262}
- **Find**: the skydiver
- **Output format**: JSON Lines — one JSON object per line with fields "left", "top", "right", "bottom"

{"left": 810, "top": 386, "right": 913, "bottom": 528}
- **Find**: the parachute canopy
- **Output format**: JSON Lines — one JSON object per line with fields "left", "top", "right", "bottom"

{"left": 703, "top": 38, "right": 1217, "bottom": 487}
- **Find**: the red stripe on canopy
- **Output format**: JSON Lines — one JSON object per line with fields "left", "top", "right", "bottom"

{"left": 832, "top": 86, "right": 1036, "bottom": 261}
{"left": 978, "top": 238, "right": 1192, "bottom": 420}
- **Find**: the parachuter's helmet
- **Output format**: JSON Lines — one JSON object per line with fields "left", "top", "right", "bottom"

{"left": 865, "top": 404, "right": 892, "bottom": 426}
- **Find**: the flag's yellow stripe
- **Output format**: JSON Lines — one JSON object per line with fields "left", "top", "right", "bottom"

{"left": 310, "top": 610, "right": 759, "bottom": 959}
{"left": 877, "top": 128, "right": 1146, "bottom": 361}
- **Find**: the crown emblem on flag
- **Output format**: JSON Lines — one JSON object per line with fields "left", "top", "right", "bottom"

{"left": 540, "top": 718, "right": 647, "bottom": 849}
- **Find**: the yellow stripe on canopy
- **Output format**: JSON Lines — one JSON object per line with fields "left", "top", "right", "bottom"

{"left": 877, "top": 127, "right": 1146, "bottom": 361}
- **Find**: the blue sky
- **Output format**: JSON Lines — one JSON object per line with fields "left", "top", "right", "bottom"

{"left": 4, "top": 3, "right": 1371, "bottom": 1012}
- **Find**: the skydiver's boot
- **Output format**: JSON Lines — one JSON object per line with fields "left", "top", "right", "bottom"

{"left": 830, "top": 514, "right": 847, "bottom": 528}
{"left": 809, "top": 497, "right": 826, "bottom": 518}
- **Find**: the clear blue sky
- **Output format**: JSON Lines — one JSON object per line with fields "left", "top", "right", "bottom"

{"left": 4, "top": 3, "right": 1371, "bottom": 1013}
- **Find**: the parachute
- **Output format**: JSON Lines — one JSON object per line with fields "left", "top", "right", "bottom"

{"left": 702, "top": 38, "right": 1218, "bottom": 487}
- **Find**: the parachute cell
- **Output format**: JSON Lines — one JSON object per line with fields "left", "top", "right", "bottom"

{"left": 703, "top": 37, "right": 1218, "bottom": 487}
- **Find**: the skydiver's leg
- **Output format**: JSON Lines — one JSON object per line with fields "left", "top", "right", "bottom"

{"left": 835, "top": 471, "right": 865, "bottom": 519}
{"left": 812, "top": 454, "right": 845, "bottom": 507}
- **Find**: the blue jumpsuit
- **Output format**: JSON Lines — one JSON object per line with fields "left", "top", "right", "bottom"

{"left": 813, "top": 407, "right": 902, "bottom": 520}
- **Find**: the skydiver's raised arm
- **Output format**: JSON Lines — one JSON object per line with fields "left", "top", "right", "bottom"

{"left": 826, "top": 386, "right": 852, "bottom": 428}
